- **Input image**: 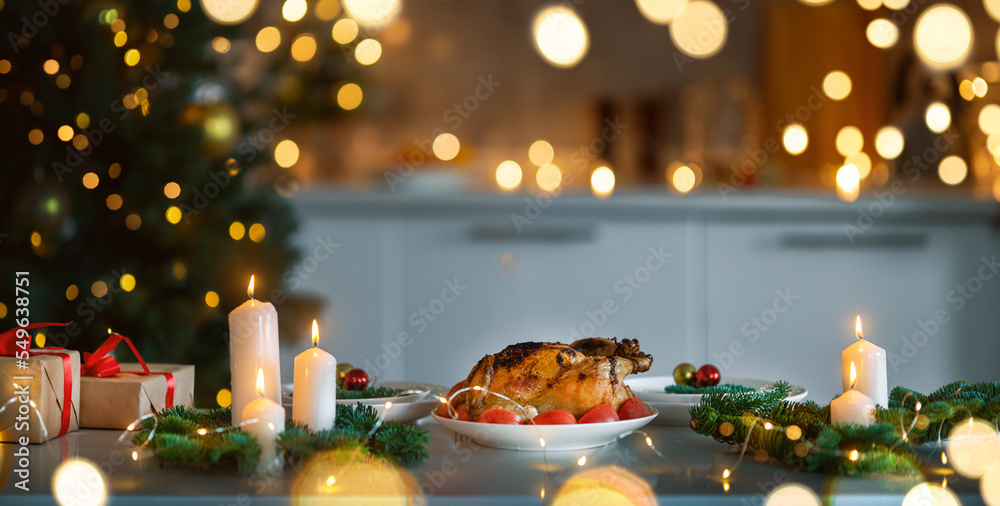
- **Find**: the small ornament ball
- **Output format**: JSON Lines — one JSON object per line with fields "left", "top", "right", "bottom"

{"left": 673, "top": 362, "right": 697, "bottom": 386}
{"left": 336, "top": 363, "right": 354, "bottom": 388}
{"left": 696, "top": 364, "right": 721, "bottom": 387}
{"left": 344, "top": 368, "right": 369, "bottom": 391}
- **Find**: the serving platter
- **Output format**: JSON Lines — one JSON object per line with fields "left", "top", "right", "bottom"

{"left": 281, "top": 381, "right": 444, "bottom": 424}
{"left": 431, "top": 410, "right": 658, "bottom": 451}
{"left": 625, "top": 376, "right": 808, "bottom": 426}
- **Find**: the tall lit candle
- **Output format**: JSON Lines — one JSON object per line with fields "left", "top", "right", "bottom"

{"left": 831, "top": 362, "right": 876, "bottom": 425}
{"left": 229, "top": 276, "right": 282, "bottom": 424}
{"left": 842, "top": 316, "right": 888, "bottom": 407}
{"left": 242, "top": 369, "right": 285, "bottom": 471}
{"left": 293, "top": 320, "right": 337, "bottom": 431}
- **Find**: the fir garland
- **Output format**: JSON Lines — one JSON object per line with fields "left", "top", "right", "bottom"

{"left": 688, "top": 381, "right": 1000, "bottom": 476}
{"left": 131, "top": 404, "right": 429, "bottom": 475}
{"left": 663, "top": 383, "right": 760, "bottom": 395}
{"left": 336, "top": 386, "right": 405, "bottom": 400}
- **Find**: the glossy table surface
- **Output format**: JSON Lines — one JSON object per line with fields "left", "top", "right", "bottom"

{"left": 0, "top": 417, "right": 986, "bottom": 505}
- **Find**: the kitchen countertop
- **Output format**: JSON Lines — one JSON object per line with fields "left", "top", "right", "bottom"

{"left": 1, "top": 418, "right": 985, "bottom": 505}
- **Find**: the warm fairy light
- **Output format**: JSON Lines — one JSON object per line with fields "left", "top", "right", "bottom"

{"left": 845, "top": 152, "right": 872, "bottom": 179}
{"left": 200, "top": 0, "right": 259, "bottom": 25}
{"left": 216, "top": 389, "right": 231, "bottom": 408}
{"left": 849, "top": 449, "right": 859, "bottom": 461}
{"left": 28, "top": 128, "right": 44, "bottom": 145}
{"left": 83, "top": 172, "right": 100, "bottom": 189}
{"left": 857, "top": 0, "right": 880, "bottom": 10}
{"left": 248, "top": 276, "right": 255, "bottom": 299}
{"left": 983, "top": 462, "right": 1000, "bottom": 505}
{"left": 325, "top": 475, "right": 336, "bottom": 487}
{"left": 131, "top": 451, "right": 138, "bottom": 461}
{"left": 267, "top": 422, "right": 275, "bottom": 431}
{"left": 197, "top": 428, "right": 208, "bottom": 436}
{"left": 645, "top": 436, "right": 653, "bottom": 446}
{"left": 782, "top": 124, "right": 808, "bottom": 155}
{"left": 332, "top": 19, "right": 360, "bottom": 44}
{"left": 30, "top": 231, "right": 42, "bottom": 248}
{"left": 945, "top": 418, "right": 1000, "bottom": 478}
{"left": 577, "top": 456, "right": 587, "bottom": 466}
{"left": 57, "top": 125, "right": 73, "bottom": 142}
{"left": 43, "top": 59, "right": 59, "bottom": 74}
{"left": 282, "top": 0, "right": 307, "bottom": 22}
{"left": 539, "top": 437, "right": 546, "bottom": 447}
{"left": 73, "top": 134, "right": 90, "bottom": 151}
{"left": 274, "top": 139, "right": 300, "bottom": 168}
{"left": 230, "top": 221, "right": 246, "bottom": 240}
{"left": 255, "top": 27, "right": 281, "bottom": 53}
{"left": 979, "top": 105, "right": 1000, "bottom": 134}
{"left": 987, "top": 0, "right": 1000, "bottom": 21}
{"left": 166, "top": 206, "right": 183, "bottom": 226}
{"left": 938, "top": 156, "right": 967, "bottom": 186}
{"left": 835, "top": 126, "right": 863, "bottom": 157}
{"left": 671, "top": 1, "right": 727, "bottom": 58}
{"left": 636, "top": 0, "right": 688, "bottom": 23}
{"left": 533, "top": 6, "right": 590, "bottom": 68}
{"left": 336, "top": 83, "right": 363, "bottom": 110}
{"left": 925, "top": 102, "right": 951, "bottom": 133}
{"left": 764, "top": 422, "right": 774, "bottom": 430}
{"left": 315, "top": 0, "right": 341, "bottom": 20}
{"left": 343, "top": 0, "right": 402, "bottom": 26}
{"left": 248, "top": 223, "right": 266, "bottom": 243}
{"left": 823, "top": 71, "right": 852, "bottom": 101}
{"left": 590, "top": 166, "right": 615, "bottom": 197}
{"left": 786, "top": 425, "right": 803, "bottom": 440}
{"left": 902, "top": 483, "right": 960, "bottom": 506}
{"left": 496, "top": 160, "right": 523, "bottom": 190}
{"left": 205, "top": 291, "right": 219, "bottom": 308}
{"left": 212, "top": 37, "right": 231, "bottom": 54}
{"left": 164, "top": 13, "right": 179, "bottom": 29}
{"left": 290, "top": 33, "right": 317, "bottom": 62}
{"left": 672, "top": 164, "right": 698, "bottom": 193}
{"left": 312, "top": 319, "right": 319, "bottom": 347}
{"left": 355, "top": 39, "right": 382, "bottom": 65}
{"left": 960, "top": 80, "right": 976, "bottom": 101}
{"left": 723, "top": 482, "right": 731, "bottom": 492}
{"left": 66, "top": 285, "right": 79, "bottom": 301}
{"left": 973, "top": 78, "right": 988, "bottom": 97}
{"left": 124, "top": 49, "right": 140, "bottom": 66}
{"left": 528, "top": 140, "right": 555, "bottom": 166}
{"left": 120, "top": 274, "right": 136, "bottom": 292}
{"left": 256, "top": 368, "right": 265, "bottom": 396}
{"left": 867, "top": 19, "right": 898, "bottom": 48}
{"left": 723, "top": 469, "right": 731, "bottom": 479}
{"left": 53, "top": 459, "right": 107, "bottom": 506}
{"left": 432, "top": 133, "right": 460, "bottom": 161}
{"left": 164, "top": 182, "right": 181, "bottom": 199}
{"left": 849, "top": 362, "right": 858, "bottom": 390}
{"left": 915, "top": 401, "right": 922, "bottom": 411}
{"left": 764, "top": 484, "right": 821, "bottom": 506}
{"left": 536, "top": 163, "right": 562, "bottom": 192}
{"left": 942, "top": 452, "right": 948, "bottom": 465}
{"left": 914, "top": 5, "right": 972, "bottom": 70}
{"left": 875, "top": 127, "right": 904, "bottom": 159}
{"left": 883, "top": 0, "right": 909, "bottom": 9}
{"left": 384, "top": 401, "right": 392, "bottom": 410}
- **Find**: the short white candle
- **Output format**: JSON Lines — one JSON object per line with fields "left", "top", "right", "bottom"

{"left": 293, "top": 320, "right": 337, "bottom": 431}
{"left": 842, "top": 316, "right": 888, "bottom": 407}
{"left": 242, "top": 369, "right": 285, "bottom": 471}
{"left": 831, "top": 362, "right": 876, "bottom": 425}
{"left": 229, "top": 276, "right": 282, "bottom": 424}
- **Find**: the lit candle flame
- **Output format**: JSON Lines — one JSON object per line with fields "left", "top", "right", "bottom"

{"left": 248, "top": 275, "right": 255, "bottom": 299}
{"left": 256, "top": 368, "right": 265, "bottom": 396}
{"left": 312, "top": 319, "right": 319, "bottom": 347}
{"left": 849, "top": 362, "right": 857, "bottom": 390}
{"left": 855, "top": 315, "right": 863, "bottom": 340}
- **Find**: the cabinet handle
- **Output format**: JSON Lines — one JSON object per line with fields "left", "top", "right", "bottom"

{"left": 468, "top": 223, "right": 596, "bottom": 243}
{"left": 779, "top": 232, "right": 927, "bottom": 249}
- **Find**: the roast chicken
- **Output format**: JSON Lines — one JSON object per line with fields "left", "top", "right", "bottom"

{"left": 459, "top": 338, "right": 652, "bottom": 421}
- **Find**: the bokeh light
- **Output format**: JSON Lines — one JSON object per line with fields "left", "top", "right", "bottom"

{"left": 53, "top": 459, "right": 107, "bottom": 506}
{"left": 57, "top": 125, "right": 74, "bottom": 142}
{"left": 635, "top": 0, "right": 688, "bottom": 24}
{"left": 914, "top": 4, "right": 972, "bottom": 70}
{"left": 925, "top": 102, "right": 951, "bottom": 133}
{"left": 432, "top": 133, "right": 460, "bottom": 161}
{"left": 857, "top": 0, "right": 881, "bottom": 10}
{"left": 120, "top": 274, "right": 136, "bottom": 292}
{"left": 764, "top": 483, "right": 821, "bottom": 506}
{"left": 945, "top": 418, "right": 1000, "bottom": 476}
{"left": 343, "top": 0, "right": 401, "bottom": 27}
{"left": 332, "top": 19, "right": 360, "bottom": 44}
{"left": 875, "top": 127, "right": 904, "bottom": 159}
{"left": 591, "top": 166, "right": 615, "bottom": 197}
{"left": 823, "top": 71, "right": 852, "bottom": 101}
{"left": 282, "top": 0, "right": 307, "bottom": 22}
{"left": 836, "top": 164, "right": 861, "bottom": 191}
{"left": 980, "top": 104, "right": 1000, "bottom": 134}
{"left": 671, "top": 164, "right": 699, "bottom": 193}
{"left": 212, "top": 36, "right": 231, "bottom": 54}
{"left": 901, "top": 483, "right": 960, "bottom": 506}
{"left": 125, "top": 214, "right": 142, "bottom": 230}
{"left": 165, "top": 206, "right": 182, "bottom": 224}
{"left": 217, "top": 388, "right": 232, "bottom": 408}
{"left": 982, "top": 461, "right": 1000, "bottom": 506}
{"left": 355, "top": 39, "right": 383, "bottom": 65}
{"left": 496, "top": 160, "right": 523, "bottom": 190}
{"left": 938, "top": 156, "right": 967, "bottom": 186}
{"left": 124, "top": 49, "right": 140, "bottom": 66}
{"left": 533, "top": 6, "right": 590, "bottom": 68}
{"left": 867, "top": 18, "right": 898, "bottom": 48}
{"left": 670, "top": 1, "right": 727, "bottom": 58}
{"left": 551, "top": 466, "right": 655, "bottom": 505}
{"left": 110, "top": 163, "right": 122, "bottom": 179}
{"left": 973, "top": 77, "right": 988, "bottom": 97}
{"left": 205, "top": 291, "right": 220, "bottom": 308}
{"left": 106, "top": 194, "right": 123, "bottom": 210}
{"left": 529, "top": 140, "right": 555, "bottom": 166}
{"left": 883, "top": 0, "right": 909, "bottom": 9}
{"left": 91, "top": 281, "right": 108, "bottom": 298}
{"left": 200, "top": 0, "right": 259, "bottom": 25}
{"left": 164, "top": 182, "right": 181, "bottom": 199}
{"left": 290, "top": 33, "right": 317, "bottom": 62}
{"left": 782, "top": 124, "right": 809, "bottom": 155}
{"left": 43, "top": 59, "right": 59, "bottom": 74}
{"left": 845, "top": 152, "right": 872, "bottom": 179}
{"left": 82, "top": 172, "right": 100, "bottom": 189}
{"left": 249, "top": 223, "right": 266, "bottom": 242}
{"left": 337, "top": 83, "right": 363, "bottom": 110}
{"left": 536, "top": 163, "right": 562, "bottom": 192}
{"left": 274, "top": 139, "right": 300, "bottom": 168}
{"left": 315, "top": 0, "right": 341, "bottom": 21}
{"left": 835, "top": 126, "right": 863, "bottom": 156}
{"left": 255, "top": 27, "right": 281, "bottom": 53}
{"left": 28, "top": 128, "right": 43, "bottom": 145}
{"left": 229, "top": 221, "right": 245, "bottom": 240}
{"left": 66, "top": 285, "right": 79, "bottom": 301}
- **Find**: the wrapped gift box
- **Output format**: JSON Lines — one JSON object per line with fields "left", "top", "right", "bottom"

{"left": 0, "top": 349, "right": 81, "bottom": 443}
{"left": 79, "top": 363, "right": 195, "bottom": 429}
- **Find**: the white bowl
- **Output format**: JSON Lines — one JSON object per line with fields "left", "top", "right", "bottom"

{"left": 625, "top": 376, "right": 808, "bottom": 426}
{"left": 432, "top": 410, "right": 658, "bottom": 451}
{"left": 282, "top": 381, "right": 444, "bottom": 424}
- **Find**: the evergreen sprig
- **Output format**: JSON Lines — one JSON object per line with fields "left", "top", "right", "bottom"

{"left": 689, "top": 381, "right": 1000, "bottom": 476}
{"left": 336, "top": 386, "right": 406, "bottom": 400}
{"left": 663, "top": 383, "right": 760, "bottom": 395}
{"left": 131, "top": 404, "right": 428, "bottom": 475}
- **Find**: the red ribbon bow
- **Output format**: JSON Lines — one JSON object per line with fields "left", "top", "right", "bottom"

{"left": 0, "top": 322, "right": 75, "bottom": 437}
{"left": 84, "top": 332, "right": 174, "bottom": 408}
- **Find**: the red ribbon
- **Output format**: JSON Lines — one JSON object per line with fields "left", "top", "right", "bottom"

{"left": 84, "top": 333, "right": 175, "bottom": 409}
{"left": 0, "top": 322, "right": 75, "bottom": 437}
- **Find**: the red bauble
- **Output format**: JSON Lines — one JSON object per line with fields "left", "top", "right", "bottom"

{"left": 696, "top": 364, "right": 720, "bottom": 387}
{"left": 343, "top": 369, "right": 369, "bottom": 391}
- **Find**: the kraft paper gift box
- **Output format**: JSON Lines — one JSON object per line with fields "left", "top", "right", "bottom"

{"left": 0, "top": 349, "right": 81, "bottom": 444}
{"left": 79, "top": 363, "right": 195, "bottom": 429}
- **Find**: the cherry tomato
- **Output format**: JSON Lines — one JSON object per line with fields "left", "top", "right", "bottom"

{"left": 578, "top": 404, "right": 620, "bottom": 424}
{"left": 435, "top": 380, "right": 466, "bottom": 417}
{"left": 529, "top": 409, "right": 577, "bottom": 425}
{"left": 455, "top": 405, "right": 470, "bottom": 421}
{"left": 617, "top": 397, "right": 653, "bottom": 420}
{"left": 477, "top": 408, "right": 523, "bottom": 425}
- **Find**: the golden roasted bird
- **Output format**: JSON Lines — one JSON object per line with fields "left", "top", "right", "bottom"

{"left": 460, "top": 338, "right": 653, "bottom": 422}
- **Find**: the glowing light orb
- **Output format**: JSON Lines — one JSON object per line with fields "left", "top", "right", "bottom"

{"left": 914, "top": 4, "right": 972, "bottom": 70}
{"left": 823, "top": 71, "right": 852, "bottom": 101}
{"left": 274, "top": 140, "right": 300, "bottom": 168}
{"left": 635, "top": 0, "right": 688, "bottom": 24}
{"left": 671, "top": 164, "right": 699, "bottom": 193}
{"left": 764, "top": 483, "right": 821, "bottom": 506}
{"left": 946, "top": 418, "right": 1000, "bottom": 476}
{"left": 845, "top": 152, "right": 872, "bottom": 179}
{"left": 255, "top": 27, "right": 281, "bottom": 53}
{"left": 282, "top": 0, "right": 307, "bottom": 22}
{"left": 343, "top": 0, "right": 401, "bottom": 27}
{"left": 782, "top": 124, "right": 809, "bottom": 155}
{"left": 496, "top": 160, "right": 523, "bottom": 190}
{"left": 591, "top": 166, "right": 615, "bottom": 197}
{"left": 337, "top": 83, "right": 363, "bottom": 110}
{"left": 980, "top": 104, "right": 1000, "bottom": 134}
{"left": 355, "top": 39, "right": 383, "bottom": 65}
{"left": 533, "top": 6, "right": 590, "bottom": 68}
{"left": 937, "top": 156, "right": 968, "bottom": 186}
{"left": 902, "top": 483, "right": 960, "bottom": 506}
{"left": 867, "top": 18, "right": 898, "bottom": 48}
{"left": 925, "top": 102, "right": 951, "bottom": 133}
{"left": 432, "top": 133, "right": 460, "bottom": 161}
{"left": 835, "top": 126, "right": 863, "bottom": 157}
{"left": 536, "top": 163, "right": 563, "bottom": 192}
{"left": 53, "top": 459, "right": 107, "bottom": 506}
{"left": 875, "top": 127, "right": 904, "bottom": 159}
{"left": 200, "top": 0, "right": 258, "bottom": 25}
{"left": 670, "top": 0, "right": 727, "bottom": 58}
{"left": 528, "top": 140, "right": 555, "bottom": 166}
{"left": 332, "top": 19, "right": 359, "bottom": 44}
{"left": 837, "top": 164, "right": 861, "bottom": 191}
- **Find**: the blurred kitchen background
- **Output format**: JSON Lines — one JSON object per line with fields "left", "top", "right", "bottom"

{"left": 2, "top": 0, "right": 1000, "bottom": 405}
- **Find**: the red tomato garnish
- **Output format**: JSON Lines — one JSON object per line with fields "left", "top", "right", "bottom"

{"left": 578, "top": 404, "right": 620, "bottom": 423}
{"left": 476, "top": 408, "right": 523, "bottom": 425}
{"left": 455, "top": 405, "right": 470, "bottom": 421}
{"left": 435, "top": 380, "right": 466, "bottom": 417}
{"left": 529, "top": 409, "right": 577, "bottom": 425}
{"left": 617, "top": 397, "right": 653, "bottom": 420}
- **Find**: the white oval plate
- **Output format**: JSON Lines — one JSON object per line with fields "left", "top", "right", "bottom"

{"left": 282, "top": 382, "right": 443, "bottom": 424}
{"left": 625, "top": 376, "right": 807, "bottom": 426}
{"left": 432, "top": 410, "right": 658, "bottom": 451}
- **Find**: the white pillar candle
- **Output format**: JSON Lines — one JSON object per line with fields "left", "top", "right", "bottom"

{"left": 242, "top": 369, "right": 286, "bottom": 471}
{"left": 293, "top": 320, "right": 337, "bottom": 431}
{"left": 229, "top": 276, "right": 282, "bottom": 424}
{"left": 831, "top": 363, "right": 876, "bottom": 425}
{"left": 842, "top": 316, "right": 888, "bottom": 407}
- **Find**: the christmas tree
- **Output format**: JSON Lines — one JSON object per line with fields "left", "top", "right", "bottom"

{"left": 0, "top": 1, "right": 338, "bottom": 405}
